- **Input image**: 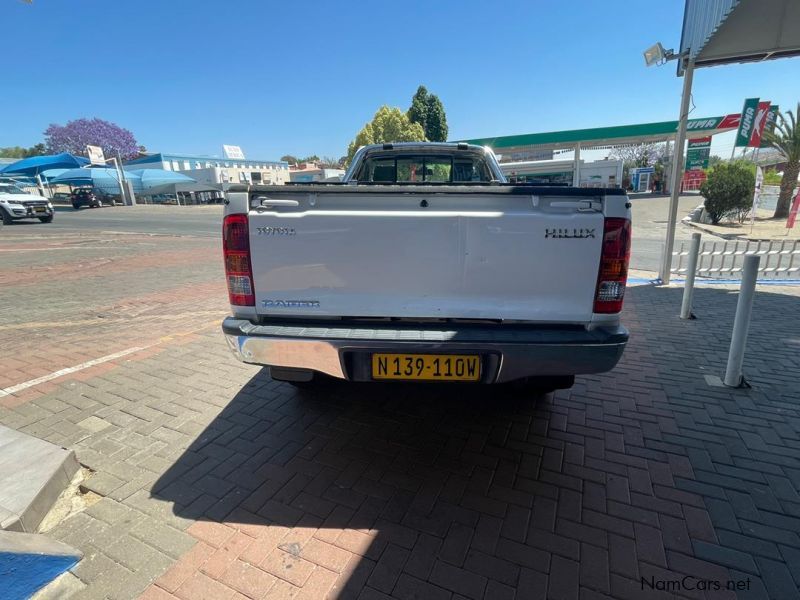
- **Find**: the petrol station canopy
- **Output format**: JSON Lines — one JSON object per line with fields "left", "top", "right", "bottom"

{"left": 460, "top": 114, "right": 741, "bottom": 156}
{"left": 679, "top": 0, "right": 800, "bottom": 74}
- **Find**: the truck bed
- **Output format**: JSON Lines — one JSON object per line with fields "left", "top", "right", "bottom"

{"left": 227, "top": 184, "right": 628, "bottom": 325}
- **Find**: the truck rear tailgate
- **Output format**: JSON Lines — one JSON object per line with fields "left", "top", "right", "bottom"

{"left": 247, "top": 187, "right": 605, "bottom": 323}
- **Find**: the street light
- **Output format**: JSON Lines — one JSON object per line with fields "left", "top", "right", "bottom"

{"left": 643, "top": 42, "right": 675, "bottom": 67}
{"left": 644, "top": 41, "right": 693, "bottom": 284}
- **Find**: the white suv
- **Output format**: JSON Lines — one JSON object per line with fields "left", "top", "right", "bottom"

{"left": 0, "top": 183, "right": 54, "bottom": 225}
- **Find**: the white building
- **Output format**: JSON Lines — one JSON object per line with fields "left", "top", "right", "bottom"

{"left": 289, "top": 163, "right": 346, "bottom": 183}
{"left": 501, "top": 159, "right": 623, "bottom": 188}
{"left": 126, "top": 152, "right": 289, "bottom": 188}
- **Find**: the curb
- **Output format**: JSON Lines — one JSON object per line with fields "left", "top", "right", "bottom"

{"left": 0, "top": 426, "right": 80, "bottom": 533}
{"left": 683, "top": 217, "right": 797, "bottom": 242}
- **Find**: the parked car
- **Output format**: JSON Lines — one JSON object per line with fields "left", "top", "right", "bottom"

{"left": 51, "top": 192, "right": 73, "bottom": 204}
{"left": 71, "top": 188, "right": 112, "bottom": 209}
{"left": 221, "top": 143, "right": 631, "bottom": 392}
{"left": 0, "top": 182, "right": 54, "bottom": 225}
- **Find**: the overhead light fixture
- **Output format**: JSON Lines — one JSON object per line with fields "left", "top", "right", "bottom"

{"left": 644, "top": 42, "right": 675, "bottom": 67}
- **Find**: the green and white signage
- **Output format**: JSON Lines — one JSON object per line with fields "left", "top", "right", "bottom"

{"left": 735, "top": 98, "right": 760, "bottom": 147}
{"left": 685, "top": 137, "right": 712, "bottom": 170}
{"left": 760, "top": 105, "right": 779, "bottom": 148}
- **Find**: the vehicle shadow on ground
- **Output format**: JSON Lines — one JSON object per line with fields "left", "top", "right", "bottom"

{"left": 152, "top": 283, "right": 800, "bottom": 599}
{"left": 152, "top": 370, "right": 553, "bottom": 598}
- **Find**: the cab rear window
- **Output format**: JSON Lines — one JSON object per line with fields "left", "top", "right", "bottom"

{"left": 357, "top": 154, "right": 492, "bottom": 183}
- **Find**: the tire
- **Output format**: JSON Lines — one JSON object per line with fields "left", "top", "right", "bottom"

{"left": 72, "top": 203, "right": 80, "bottom": 210}
{"left": 39, "top": 215, "right": 54, "bottom": 223}
{"left": 1, "top": 209, "right": 13, "bottom": 225}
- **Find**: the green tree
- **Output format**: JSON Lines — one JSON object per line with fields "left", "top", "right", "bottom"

{"left": 280, "top": 154, "right": 320, "bottom": 165}
{"left": 408, "top": 86, "right": 428, "bottom": 131}
{"left": 25, "top": 143, "right": 46, "bottom": 157}
{"left": 319, "top": 156, "right": 342, "bottom": 169}
{"left": 346, "top": 106, "right": 426, "bottom": 165}
{"left": 0, "top": 146, "right": 27, "bottom": 158}
{"left": 700, "top": 162, "right": 755, "bottom": 224}
{"left": 407, "top": 85, "right": 448, "bottom": 142}
{"left": 0, "top": 144, "right": 46, "bottom": 158}
{"left": 762, "top": 103, "right": 800, "bottom": 219}
{"left": 425, "top": 94, "right": 448, "bottom": 142}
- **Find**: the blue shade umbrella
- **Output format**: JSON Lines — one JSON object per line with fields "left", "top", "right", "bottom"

{"left": 49, "top": 168, "right": 141, "bottom": 195}
{"left": 128, "top": 169, "right": 195, "bottom": 190}
{"left": 39, "top": 168, "right": 70, "bottom": 181}
{"left": 0, "top": 153, "right": 89, "bottom": 175}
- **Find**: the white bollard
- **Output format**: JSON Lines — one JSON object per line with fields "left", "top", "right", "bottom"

{"left": 723, "top": 255, "right": 760, "bottom": 387}
{"left": 680, "top": 233, "right": 702, "bottom": 320}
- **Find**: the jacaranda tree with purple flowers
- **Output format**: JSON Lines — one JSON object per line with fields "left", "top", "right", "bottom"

{"left": 44, "top": 118, "right": 140, "bottom": 161}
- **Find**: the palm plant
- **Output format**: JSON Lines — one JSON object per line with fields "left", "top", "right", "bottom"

{"left": 763, "top": 103, "right": 800, "bottom": 219}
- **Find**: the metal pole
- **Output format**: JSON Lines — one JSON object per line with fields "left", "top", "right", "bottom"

{"left": 680, "top": 232, "right": 701, "bottom": 319}
{"left": 35, "top": 173, "right": 48, "bottom": 198}
{"left": 116, "top": 151, "right": 129, "bottom": 205}
{"left": 665, "top": 139, "right": 673, "bottom": 194}
{"left": 110, "top": 157, "right": 125, "bottom": 206}
{"left": 573, "top": 144, "right": 581, "bottom": 187}
{"left": 723, "top": 254, "right": 760, "bottom": 387}
{"left": 659, "top": 57, "right": 695, "bottom": 284}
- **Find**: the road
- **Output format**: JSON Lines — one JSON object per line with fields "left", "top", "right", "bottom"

{"left": 28, "top": 194, "right": 703, "bottom": 272}
{"left": 628, "top": 193, "right": 700, "bottom": 272}
{"left": 42, "top": 204, "right": 222, "bottom": 237}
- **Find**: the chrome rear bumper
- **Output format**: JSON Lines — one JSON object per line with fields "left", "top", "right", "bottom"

{"left": 222, "top": 317, "right": 628, "bottom": 383}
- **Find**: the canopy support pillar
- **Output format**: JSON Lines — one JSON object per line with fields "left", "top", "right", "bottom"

{"left": 659, "top": 57, "right": 694, "bottom": 284}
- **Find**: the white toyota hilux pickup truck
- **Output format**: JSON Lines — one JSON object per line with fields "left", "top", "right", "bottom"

{"left": 222, "top": 143, "right": 630, "bottom": 392}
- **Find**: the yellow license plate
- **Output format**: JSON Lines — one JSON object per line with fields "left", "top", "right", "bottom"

{"left": 35, "top": 207, "right": 46, "bottom": 213}
{"left": 371, "top": 353, "right": 481, "bottom": 381}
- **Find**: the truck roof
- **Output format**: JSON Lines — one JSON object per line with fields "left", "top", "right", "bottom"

{"left": 354, "top": 142, "right": 490, "bottom": 153}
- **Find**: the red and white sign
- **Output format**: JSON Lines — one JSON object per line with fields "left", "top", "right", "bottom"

{"left": 787, "top": 189, "right": 800, "bottom": 230}
{"left": 718, "top": 113, "right": 741, "bottom": 130}
{"left": 748, "top": 101, "right": 772, "bottom": 147}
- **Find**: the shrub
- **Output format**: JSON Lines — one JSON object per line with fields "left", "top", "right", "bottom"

{"left": 700, "top": 162, "right": 755, "bottom": 224}
{"left": 763, "top": 169, "right": 782, "bottom": 185}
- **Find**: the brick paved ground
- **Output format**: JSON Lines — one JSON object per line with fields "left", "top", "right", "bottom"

{"left": 0, "top": 227, "right": 226, "bottom": 406}
{"left": 2, "top": 219, "right": 800, "bottom": 599}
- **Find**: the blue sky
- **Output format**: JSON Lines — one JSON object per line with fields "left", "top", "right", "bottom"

{"left": 2, "top": 0, "right": 798, "bottom": 161}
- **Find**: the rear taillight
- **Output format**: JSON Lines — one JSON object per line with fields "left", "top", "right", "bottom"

{"left": 593, "top": 217, "right": 631, "bottom": 314}
{"left": 223, "top": 214, "right": 255, "bottom": 306}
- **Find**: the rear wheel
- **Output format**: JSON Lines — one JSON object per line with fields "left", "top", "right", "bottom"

{"left": 39, "top": 215, "right": 54, "bottom": 223}
{"left": 72, "top": 203, "right": 80, "bottom": 210}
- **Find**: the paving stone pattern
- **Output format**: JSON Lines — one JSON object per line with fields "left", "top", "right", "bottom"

{"left": 2, "top": 226, "right": 799, "bottom": 598}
